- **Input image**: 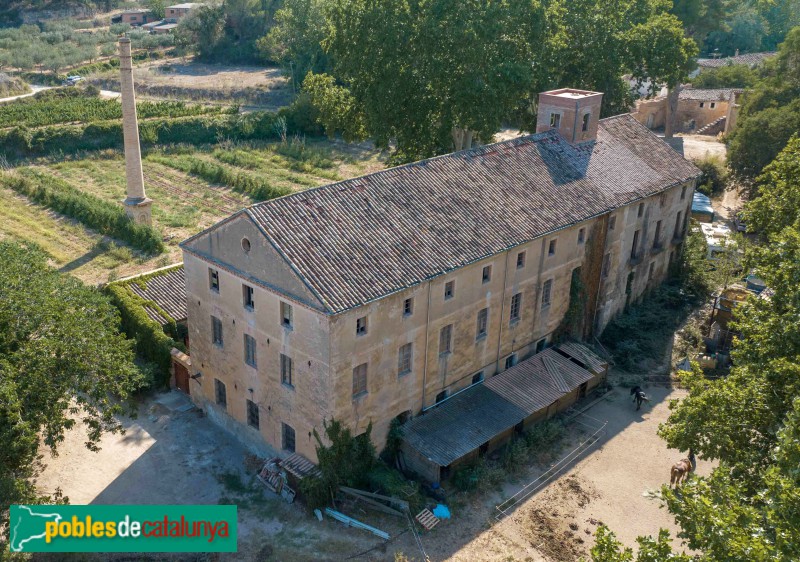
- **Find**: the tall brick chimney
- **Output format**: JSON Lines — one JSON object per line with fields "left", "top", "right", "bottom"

{"left": 536, "top": 88, "right": 603, "bottom": 144}
{"left": 119, "top": 37, "right": 152, "bottom": 226}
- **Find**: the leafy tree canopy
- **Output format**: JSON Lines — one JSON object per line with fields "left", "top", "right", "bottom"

{"left": 0, "top": 241, "right": 144, "bottom": 543}
{"left": 691, "top": 63, "right": 760, "bottom": 88}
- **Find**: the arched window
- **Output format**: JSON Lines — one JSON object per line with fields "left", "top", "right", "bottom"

{"left": 582, "top": 112, "right": 591, "bottom": 132}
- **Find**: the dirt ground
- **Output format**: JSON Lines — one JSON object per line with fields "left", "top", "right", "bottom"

{"left": 36, "top": 383, "right": 703, "bottom": 561}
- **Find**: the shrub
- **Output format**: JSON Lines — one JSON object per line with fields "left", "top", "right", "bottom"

{"left": 1, "top": 170, "right": 165, "bottom": 254}
{"left": 105, "top": 280, "right": 181, "bottom": 389}
{"left": 694, "top": 155, "right": 729, "bottom": 197}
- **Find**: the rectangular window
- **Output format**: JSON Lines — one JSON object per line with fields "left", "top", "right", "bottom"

{"left": 601, "top": 253, "right": 611, "bottom": 278}
{"left": 548, "top": 239, "right": 557, "bottom": 256}
{"left": 660, "top": 193, "right": 667, "bottom": 207}
{"left": 280, "top": 353, "right": 293, "bottom": 387}
{"left": 435, "top": 390, "right": 448, "bottom": 404}
{"left": 682, "top": 211, "right": 689, "bottom": 233}
{"left": 243, "top": 284, "right": 254, "bottom": 309}
{"left": 211, "top": 315, "right": 223, "bottom": 346}
{"left": 609, "top": 215, "right": 617, "bottom": 231}
{"left": 352, "top": 363, "right": 368, "bottom": 396}
{"left": 631, "top": 230, "right": 640, "bottom": 260}
{"left": 280, "top": 302, "right": 293, "bottom": 328}
{"left": 476, "top": 308, "right": 488, "bottom": 339}
{"left": 536, "top": 338, "right": 547, "bottom": 353}
{"left": 578, "top": 228, "right": 585, "bottom": 244}
{"left": 653, "top": 220, "right": 662, "bottom": 248}
{"left": 510, "top": 293, "right": 522, "bottom": 323}
{"left": 209, "top": 268, "right": 219, "bottom": 292}
{"left": 282, "top": 423, "right": 296, "bottom": 453}
{"left": 214, "top": 378, "right": 226, "bottom": 408}
{"left": 541, "top": 279, "right": 552, "bottom": 308}
{"left": 516, "top": 251, "right": 526, "bottom": 269}
{"left": 246, "top": 399, "right": 259, "bottom": 429}
{"left": 439, "top": 324, "right": 452, "bottom": 355}
{"left": 444, "top": 280, "right": 455, "bottom": 300}
{"left": 398, "top": 343, "right": 413, "bottom": 375}
{"left": 472, "top": 371, "right": 484, "bottom": 385}
{"left": 356, "top": 316, "right": 368, "bottom": 335}
{"left": 244, "top": 334, "right": 257, "bottom": 367}
{"left": 674, "top": 212, "right": 682, "bottom": 238}
{"left": 582, "top": 112, "right": 590, "bottom": 132}
{"left": 681, "top": 185, "right": 687, "bottom": 200}
{"left": 403, "top": 297, "right": 413, "bottom": 316}
{"left": 550, "top": 113, "right": 561, "bottom": 128}
{"left": 638, "top": 203, "right": 644, "bottom": 218}
{"left": 700, "top": 102, "right": 705, "bottom": 108}
{"left": 710, "top": 102, "right": 716, "bottom": 109}
{"left": 505, "top": 354, "right": 517, "bottom": 369}
{"left": 648, "top": 261, "right": 655, "bottom": 281}
{"left": 482, "top": 265, "right": 492, "bottom": 284}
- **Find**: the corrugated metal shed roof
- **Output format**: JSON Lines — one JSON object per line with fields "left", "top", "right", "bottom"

{"left": 126, "top": 267, "right": 187, "bottom": 324}
{"left": 402, "top": 348, "right": 596, "bottom": 467}
{"left": 555, "top": 342, "right": 608, "bottom": 375}
{"left": 185, "top": 114, "right": 700, "bottom": 314}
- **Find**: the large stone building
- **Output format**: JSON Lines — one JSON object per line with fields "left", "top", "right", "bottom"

{"left": 179, "top": 89, "right": 700, "bottom": 463}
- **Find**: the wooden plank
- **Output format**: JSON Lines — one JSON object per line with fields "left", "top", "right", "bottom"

{"left": 324, "top": 508, "right": 390, "bottom": 540}
{"left": 415, "top": 509, "right": 440, "bottom": 531}
{"left": 338, "top": 488, "right": 404, "bottom": 517}
{"left": 339, "top": 486, "right": 410, "bottom": 510}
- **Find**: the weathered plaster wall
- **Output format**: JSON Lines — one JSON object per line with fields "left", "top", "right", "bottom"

{"left": 677, "top": 99, "right": 729, "bottom": 132}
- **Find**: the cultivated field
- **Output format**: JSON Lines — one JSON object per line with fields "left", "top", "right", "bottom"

{"left": 1, "top": 139, "right": 385, "bottom": 284}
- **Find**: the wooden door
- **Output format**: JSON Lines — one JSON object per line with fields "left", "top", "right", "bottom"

{"left": 174, "top": 361, "right": 190, "bottom": 395}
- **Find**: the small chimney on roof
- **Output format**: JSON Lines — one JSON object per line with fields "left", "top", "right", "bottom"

{"left": 119, "top": 37, "right": 152, "bottom": 226}
{"left": 536, "top": 88, "right": 604, "bottom": 144}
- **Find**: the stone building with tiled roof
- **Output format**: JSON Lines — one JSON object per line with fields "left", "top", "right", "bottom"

{"left": 696, "top": 51, "right": 776, "bottom": 71}
{"left": 180, "top": 89, "right": 700, "bottom": 463}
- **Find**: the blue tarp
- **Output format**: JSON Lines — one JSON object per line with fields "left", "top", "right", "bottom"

{"left": 432, "top": 504, "right": 451, "bottom": 519}
{"left": 692, "top": 192, "right": 715, "bottom": 219}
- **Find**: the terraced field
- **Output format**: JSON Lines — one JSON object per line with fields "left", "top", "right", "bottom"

{"left": 7, "top": 138, "right": 385, "bottom": 284}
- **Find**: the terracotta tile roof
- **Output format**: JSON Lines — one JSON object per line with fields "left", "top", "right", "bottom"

{"left": 126, "top": 267, "right": 187, "bottom": 324}
{"left": 191, "top": 114, "right": 699, "bottom": 314}
{"left": 402, "top": 348, "right": 597, "bottom": 467}
{"left": 697, "top": 52, "right": 776, "bottom": 68}
{"left": 679, "top": 88, "right": 743, "bottom": 102}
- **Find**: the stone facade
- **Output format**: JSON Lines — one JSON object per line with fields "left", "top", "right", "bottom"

{"left": 180, "top": 89, "right": 699, "bottom": 461}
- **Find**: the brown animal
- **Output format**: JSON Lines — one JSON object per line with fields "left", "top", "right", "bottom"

{"left": 670, "top": 450, "right": 696, "bottom": 487}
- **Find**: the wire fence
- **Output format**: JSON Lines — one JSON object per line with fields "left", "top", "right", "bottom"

{"left": 494, "top": 413, "right": 608, "bottom": 522}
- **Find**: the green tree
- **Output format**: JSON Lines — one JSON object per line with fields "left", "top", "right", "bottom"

{"left": 691, "top": 63, "right": 759, "bottom": 88}
{"left": 0, "top": 242, "right": 144, "bottom": 545}
{"left": 306, "top": 0, "right": 546, "bottom": 161}
{"left": 670, "top": 0, "right": 726, "bottom": 41}
{"left": 175, "top": 3, "right": 226, "bottom": 60}
{"left": 745, "top": 134, "right": 800, "bottom": 236}
{"left": 147, "top": 0, "right": 167, "bottom": 19}
{"left": 256, "top": 0, "right": 331, "bottom": 81}
{"left": 591, "top": 525, "right": 692, "bottom": 562}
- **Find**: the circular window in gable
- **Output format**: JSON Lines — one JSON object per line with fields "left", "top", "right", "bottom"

{"left": 241, "top": 237, "right": 251, "bottom": 252}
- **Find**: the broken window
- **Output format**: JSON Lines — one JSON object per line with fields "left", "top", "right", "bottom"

{"left": 631, "top": 230, "right": 640, "bottom": 260}
{"left": 710, "top": 102, "right": 716, "bottom": 109}
{"left": 548, "top": 239, "right": 557, "bottom": 256}
{"left": 602, "top": 253, "right": 611, "bottom": 278}
{"left": 578, "top": 228, "right": 586, "bottom": 244}
{"left": 444, "top": 280, "right": 455, "bottom": 300}
{"left": 282, "top": 423, "right": 296, "bottom": 453}
{"left": 700, "top": 102, "right": 705, "bottom": 108}
{"left": 536, "top": 338, "right": 547, "bottom": 353}
{"left": 243, "top": 284, "right": 254, "bottom": 310}
{"left": 505, "top": 354, "right": 517, "bottom": 369}
{"left": 653, "top": 220, "right": 662, "bottom": 249}
{"left": 435, "top": 390, "right": 448, "bottom": 404}
{"left": 472, "top": 371, "right": 484, "bottom": 385}
{"left": 648, "top": 261, "right": 655, "bottom": 281}
{"left": 211, "top": 315, "right": 223, "bottom": 346}
{"left": 352, "top": 363, "right": 368, "bottom": 396}
{"left": 439, "top": 324, "right": 452, "bottom": 355}
{"left": 396, "top": 343, "right": 413, "bottom": 375}
{"left": 516, "top": 251, "right": 526, "bottom": 269}
{"left": 541, "top": 279, "right": 552, "bottom": 308}
{"left": 356, "top": 316, "right": 368, "bottom": 335}
{"left": 403, "top": 297, "right": 413, "bottom": 316}
{"left": 609, "top": 215, "right": 617, "bottom": 231}
{"left": 209, "top": 268, "right": 219, "bottom": 292}
{"left": 246, "top": 399, "right": 259, "bottom": 429}
{"left": 681, "top": 185, "right": 687, "bottom": 200}
{"left": 582, "top": 112, "right": 590, "bottom": 132}
{"left": 638, "top": 203, "right": 644, "bottom": 218}
{"left": 214, "top": 378, "right": 227, "bottom": 408}
{"left": 281, "top": 353, "right": 293, "bottom": 387}
{"left": 550, "top": 113, "right": 561, "bottom": 128}
{"left": 674, "top": 212, "right": 682, "bottom": 238}
{"left": 482, "top": 265, "right": 492, "bottom": 284}
{"left": 280, "top": 302, "right": 293, "bottom": 328}
{"left": 510, "top": 293, "right": 522, "bottom": 323}
{"left": 476, "top": 308, "right": 488, "bottom": 339}
{"left": 244, "top": 334, "right": 257, "bottom": 368}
